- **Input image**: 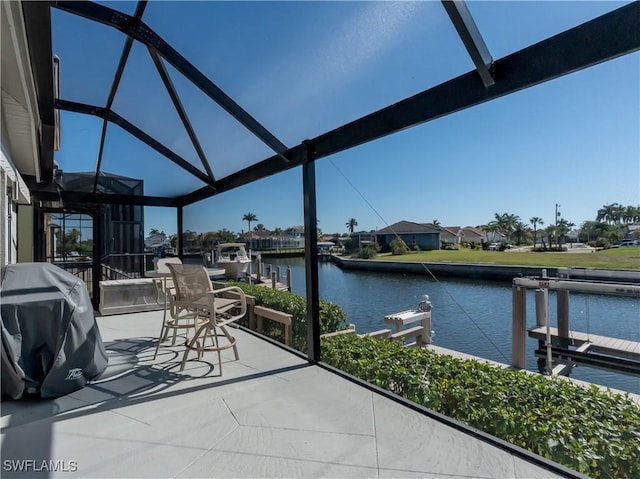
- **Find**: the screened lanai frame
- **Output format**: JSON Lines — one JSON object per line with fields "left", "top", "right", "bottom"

{"left": 23, "top": 1, "right": 640, "bottom": 364}
{"left": 14, "top": 3, "right": 639, "bottom": 475}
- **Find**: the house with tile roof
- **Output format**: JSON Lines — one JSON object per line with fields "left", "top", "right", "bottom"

{"left": 375, "top": 221, "right": 441, "bottom": 251}
{"left": 438, "top": 226, "right": 490, "bottom": 246}
{"left": 461, "top": 226, "right": 488, "bottom": 244}
{"left": 441, "top": 226, "right": 462, "bottom": 245}
{"left": 246, "top": 226, "right": 306, "bottom": 250}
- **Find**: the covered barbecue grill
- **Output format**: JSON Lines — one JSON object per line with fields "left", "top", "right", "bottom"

{"left": 1, "top": 263, "right": 107, "bottom": 399}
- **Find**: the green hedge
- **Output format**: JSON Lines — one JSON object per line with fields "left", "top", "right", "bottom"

{"left": 230, "top": 283, "right": 347, "bottom": 351}
{"left": 321, "top": 335, "right": 640, "bottom": 479}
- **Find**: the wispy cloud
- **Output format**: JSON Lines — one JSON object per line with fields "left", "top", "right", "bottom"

{"left": 240, "top": 2, "right": 428, "bottom": 142}
{"left": 310, "top": 2, "right": 423, "bottom": 89}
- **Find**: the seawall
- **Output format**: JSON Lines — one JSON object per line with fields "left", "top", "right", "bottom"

{"left": 331, "top": 256, "right": 640, "bottom": 283}
{"left": 259, "top": 251, "right": 305, "bottom": 259}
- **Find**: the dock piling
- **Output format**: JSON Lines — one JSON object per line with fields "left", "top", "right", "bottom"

{"left": 257, "top": 257, "right": 262, "bottom": 283}
{"left": 557, "top": 290, "right": 570, "bottom": 348}
{"left": 512, "top": 285, "right": 527, "bottom": 370}
{"left": 535, "top": 288, "right": 550, "bottom": 373}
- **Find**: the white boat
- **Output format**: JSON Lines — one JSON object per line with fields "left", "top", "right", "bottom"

{"left": 214, "top": 243, "right": 251, "bottom": 279}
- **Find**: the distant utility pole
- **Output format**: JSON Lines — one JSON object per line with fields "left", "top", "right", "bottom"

{"left": 555, "top": 203, "right": 561, "bottom": 248}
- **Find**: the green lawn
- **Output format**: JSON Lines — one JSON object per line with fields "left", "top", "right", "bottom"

{"left": 373, "top": 247, "right": 640, "bottom": 270}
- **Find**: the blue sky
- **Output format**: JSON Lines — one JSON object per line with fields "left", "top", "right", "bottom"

{"left": 53, "top": 1, "right": 639, "bottom": 237}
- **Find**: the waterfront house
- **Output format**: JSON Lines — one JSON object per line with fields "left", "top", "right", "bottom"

{"left": 462, "top": 226, "right": 488, "bottom": 244}
{"left": 482, "top": 228, "right": 507, "bottom": 244}
{"left": 318, "top": 234, "right": 333, "bottom": 243}
{"left": 285, "top": 226, "right": 305, "bottom": 239}
{"left": 441, "top": 226, "right": 462, "bottom": 245}
{"left": 625, "top": 224, "right": 640, "bottom": 241}
{"left": 245, "top": 229, "right": 274, "bottom": 250}
{"left": 375, "top": 221, "right": 441, "bottom": 251}
{"left": 246, "top": 227, "right": 305, "bottom": 251}
{"left": 441, "top": 226, "right": 488, "bottom": 246}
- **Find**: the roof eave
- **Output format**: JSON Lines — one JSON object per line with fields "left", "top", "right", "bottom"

{"left": 22, "top": 1, "right": 55, "bottom": 183}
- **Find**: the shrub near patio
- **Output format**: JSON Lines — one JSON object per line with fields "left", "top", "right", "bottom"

{"left": 321, "top": 334, "right": 640, "bottom": 479}
{"left": 231, "top": 283, "right": 347, "bottom": 351}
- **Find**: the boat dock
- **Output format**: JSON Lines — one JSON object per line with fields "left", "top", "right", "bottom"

{"left": 528, "top": 327, "right": 640, "bottom": 360}
{"left": 319, "top": 251, "right": 333, "bottom": 262}
{"left": 247, "top": 273, "right": 289, "bottom": 291}
{"left": 512, "top": 273, "right": 640, "bottom": 377}
{"left": 528, "top": 326, "right": 640, "bottom": 375}
{"left": 247, "top": 261, "right": 291, "bottom": 291}
{"left": 371, "top": 295, "right": 640, "bottom": 403}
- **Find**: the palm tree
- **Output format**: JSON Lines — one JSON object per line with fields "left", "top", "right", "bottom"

{"left": 597, "top": 203, "right": 623, "bottom": 225}
{"left": 612, "top": 204, "right": 625, "bottom": 224}
{"left": 57, "top": 228, "right": 82, "bottom": 256}
{"left": 345, "top": 218, "right": 358, "bottom": 234}
{"left": 543, "top": 224, "right": 557, "bottom": 249}
{"left": 529, "top": 217, "right": 544, "bottom": 248}
{"left": 216, "top": 228, "right": 237, "bottom": 243}
{"left": 183, "top": 229, "right": 198, "bottom": 252}
{"left": 242, "top": 212, "right": 258, "bottom": 232}
{"left": 484, "top": 222, "right": 500, "bottom": 243}
{"left": 513, "top": 221, "right": 527, "bottom": 246}
{"left": 623, "top": 205, "right": 640, "bottom": 224}
{"left": 493, "top": 212, "right": 520, "bottom": 242}
{"left": 556, "top": 218, "right": 575, "bottom": 248}
{"left": 201, "top": 231, "right": 217, "bottom": 250}
{"left": 432, "top": 219, "right": 441, "bottom": 226}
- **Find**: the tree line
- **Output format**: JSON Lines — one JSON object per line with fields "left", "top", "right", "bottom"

{"left": 484, "top": 203, "right": 638, "bottom": 248}
{"left": 148, "top": 203, "right": 638, "bottom": 252}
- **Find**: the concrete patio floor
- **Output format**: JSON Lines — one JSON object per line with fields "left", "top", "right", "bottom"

{"left": 1, "top": 310, "right": 574, "bottom": 478}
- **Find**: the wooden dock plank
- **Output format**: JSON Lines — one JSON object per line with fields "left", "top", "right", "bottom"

{"left": 528, "top": 327, "right": 640, "bottom": 359}
{"left": 247, "top": 274, "right": 288, "bottom": 290}
{"left": 619, "top": 339, "right": 637, "bottom": 353}
{"left": 615, "top": 338, "right": 630, "bottom": 351}
{"left": 611, "top": 338, "right": 626, "bottom": 350}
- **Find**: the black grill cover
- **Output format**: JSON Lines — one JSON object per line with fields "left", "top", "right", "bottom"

{"left": 1, "top": 263, "right": 107, "bottom": 399}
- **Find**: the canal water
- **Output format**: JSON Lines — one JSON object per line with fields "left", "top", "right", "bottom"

{"left": 263, "top": 257, "right": 640, "bottom": 395}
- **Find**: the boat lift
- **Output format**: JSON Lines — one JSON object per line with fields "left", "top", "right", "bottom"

{"left": 511, "top": 269, "right": 640, "bottom": 376}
